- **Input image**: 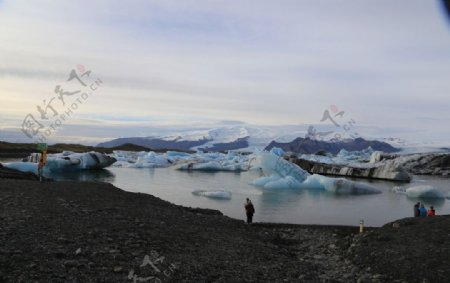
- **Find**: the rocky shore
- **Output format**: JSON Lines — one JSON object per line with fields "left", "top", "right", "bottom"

{"left": 0, "top": 171, "right": 448, "bottom": 282}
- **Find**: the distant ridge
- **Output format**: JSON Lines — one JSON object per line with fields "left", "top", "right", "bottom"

{"left": 199, "top": 137, "right": 249, "bottom": 152}
{"left": 97, "top": 135, "right": 252, "bottom": 152}
{"left": 97, "top": 137, "right": 210, "bottom": 151}
{"left": 0, "top": 141, "right": 153, "bottom": 158}
{"left": 264, "top": 137, "right": 400, "bottom": 154}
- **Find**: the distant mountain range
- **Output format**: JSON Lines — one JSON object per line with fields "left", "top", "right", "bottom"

{"left": 265, "top": 137, "right": 400, "bottom": 154}
{"left": 96, "top": 126, "right": 400, "bottom": 154}
{"left": 97, "top": 137, "right": 209, "bottom": 152}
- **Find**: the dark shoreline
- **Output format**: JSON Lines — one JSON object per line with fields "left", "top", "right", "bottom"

{"left": 0, "top": 169, "right": 449, "bottom": 282}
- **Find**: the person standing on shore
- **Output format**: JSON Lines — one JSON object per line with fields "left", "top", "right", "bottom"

{"left": 37, "top": 156, "right": 45, "bottom": 183}
{"left": 244, "top": 198, "right": 255, "bottom": 224}
{"left": 414, "top": 202, "right": 420, "bottom": 217}
{"left": 419, "top": 204, "right": 427, "bottom": 217}
{"left": 427, "top": 206, "right": 436, "bottom": 216}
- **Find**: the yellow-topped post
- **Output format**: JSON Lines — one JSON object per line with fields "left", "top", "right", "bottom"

{"left": 37, "top": 143, "right": 47, "bottom": 182}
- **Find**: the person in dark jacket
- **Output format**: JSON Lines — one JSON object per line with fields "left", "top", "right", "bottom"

{"left": 244, "top": 198, "right": 255, "bottom": 224}
{"left": 414, "top": 202, "right": 420, "bottom": 217}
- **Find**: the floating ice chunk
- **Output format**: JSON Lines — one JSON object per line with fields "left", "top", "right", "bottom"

{"left": 8, "top": 152, "right": 115, "bottom": 173}
{"left": 111, "top": 151, "right": 172, "bottom": 168}
{"left": 111, "top": 150, "right": 251, "bottom": 170}
{"left": 270, "top": 147, "right": 285, "bottom": 157}
{"left": 251, "top": 152, "right": 380, "bottom": 194}
{"left": 192, "top": 190, "right": 232, "bottom": 199}
{"left": 337, "top": 147, "right": 373, "bottom": 162}
{"left": 46, "top": 152, "right": 116, "bottom": 171}
{"left": 177, "top": 161, "right": 245, "bottom": 172}
{"left": 370, "top": 151, "right": 383, "bottom": 163}
{"left": 264, "top": 176, "right": 302, "bottom": 189}
{"left": 406, "top": 185, "right": 446, "bottom": 199}
{"left": 302, "top": 174, "right": 381, "bottom": 195}
{"left": 252, "top": 152, "right": 310, "bottom": 182}
{"left": 392, "top": 186, "right": 407, "bottom": 195}
{"left": 252, "top": 175, "right": 280, "bottom": 187}
{"left": 165, "top": 151, "right": 192, "bottom": 158}
{"left": 4, "top": 162, "right": 38, "bottom": 174}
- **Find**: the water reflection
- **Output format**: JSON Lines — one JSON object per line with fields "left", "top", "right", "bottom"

{"left": 46, "top": 169, "right": 115, "bottom": 182}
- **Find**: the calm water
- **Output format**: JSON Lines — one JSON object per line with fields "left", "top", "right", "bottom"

{"left": 42, "top": 167, "right": 450, "bottom": 227}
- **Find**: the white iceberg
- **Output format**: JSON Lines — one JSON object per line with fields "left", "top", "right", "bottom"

{"left": 110, "top": 150, "right": 251, "bottom": 171}
{"left": 177, "top": 160, "right": 246, "bottom": 172}
{"left": 392, "top": 186, "right": 407, "bottom": 195}
{"left": 302, "top": 174, "right": 381, "bottom": 195}
{"left": 336, "top": 147, "right": 374, "bottom": 162}
{"left": 269, "top": 147, "right": 285, "bottom": 157}
{"left": 5, "top": 151, "right": 116, "bottom": 174}
{"left": 111, "top": 150, "right": 172, "bottom": 168}
{"left": 192, "top": 190, "right": 232, "bottom": 199}
{"left": 251, "top": 151, "right": 381, "bottom": 195}
{"left": 405, "top": 185, "right": 446, "bottom": 199}
{"left": 3, "top": 162, "right": 39, "bottom": 174}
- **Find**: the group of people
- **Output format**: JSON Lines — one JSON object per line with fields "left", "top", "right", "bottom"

{"left": 414, "top": 202, "right": 435, "bottom": 217}
{"left": 245, "top": 199, "right": 437, "bottom": 225}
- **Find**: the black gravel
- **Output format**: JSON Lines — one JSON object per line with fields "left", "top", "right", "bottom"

{"left": 0, "top": 177, "right": 448, "bottom": 282}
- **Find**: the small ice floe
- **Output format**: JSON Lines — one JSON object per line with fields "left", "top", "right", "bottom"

{"left": 392, "top": 186, "right": 407, "bottom": 195}
{"left": 177, "top": 161, "right": 246, "bottom": 172}
{"left": 192, "top": 190, "right": 232, "bottom": 199}
{"left": 405, "top": 185, "right": 446, "bottom": 199}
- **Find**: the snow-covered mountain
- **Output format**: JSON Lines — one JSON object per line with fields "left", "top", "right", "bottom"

{"left": 96, "top": 124, "right": 423, "bottom": 153}
{"left": 96, "top": 125, "right": 310, "bottom": 152}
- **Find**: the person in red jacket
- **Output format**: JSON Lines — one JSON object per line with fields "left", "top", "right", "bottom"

{"left": 427, "top": 206, "right": 436, "bottom": 216}
{"left": 244, "top": 198, "right": 255, "bottom": 224}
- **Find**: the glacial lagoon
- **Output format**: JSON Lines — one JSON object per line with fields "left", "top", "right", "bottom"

{"left": 43, "top": 167, "right": 450, "bottom": 227}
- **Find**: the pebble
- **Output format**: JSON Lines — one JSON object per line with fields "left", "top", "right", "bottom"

{"left": 64, "top": 260, "right": 78, "bottom": 268}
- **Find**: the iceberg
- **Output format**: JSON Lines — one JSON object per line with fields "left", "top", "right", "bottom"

{"left": 251, "top": 151, "right": 381, "bottom": 194}
{"left": 177, "top": 161, "right": 246, "bottom": 172}
{"left": 111, "top": 151, "right": 172, "bottom": 168}
{"left": 405, "top": 185, "right": 446, "bottom": 199}
{"left": 302, "top": 174, "right": 381, "bottom": 195}
{"left": 192, "top": 190, "right": 232, "bottom": 199}
{"left": 336, "top": 147, "right": 374, "bottom": 162}
{"left": 3, "top": 162, "right": 39, "bottom": 175}
{"left": 253, "top": 152, "right": 309, "bottom": 182}
{"left": 5, "top": 151, "right": 116, "bottom": 174}
{"left": 269, "top": 147, "right": 285, "bottom": 157}
{"left": 296, "top": 150, "right": 411, "bottom": 182}
{"left": 110, "top": 150, "right": 251, "bottom": 171}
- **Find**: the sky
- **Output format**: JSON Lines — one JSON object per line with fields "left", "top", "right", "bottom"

{"left": 0, "top": 0, "right": 450, "bottom": 145}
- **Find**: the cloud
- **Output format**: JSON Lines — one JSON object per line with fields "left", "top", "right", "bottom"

{"left": 0, "top": 0, "right": 450, "bottom": 143}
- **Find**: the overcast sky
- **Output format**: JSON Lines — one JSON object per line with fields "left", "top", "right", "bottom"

{"left": 0, "top": 0, "right": 449, "bottom": 144}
